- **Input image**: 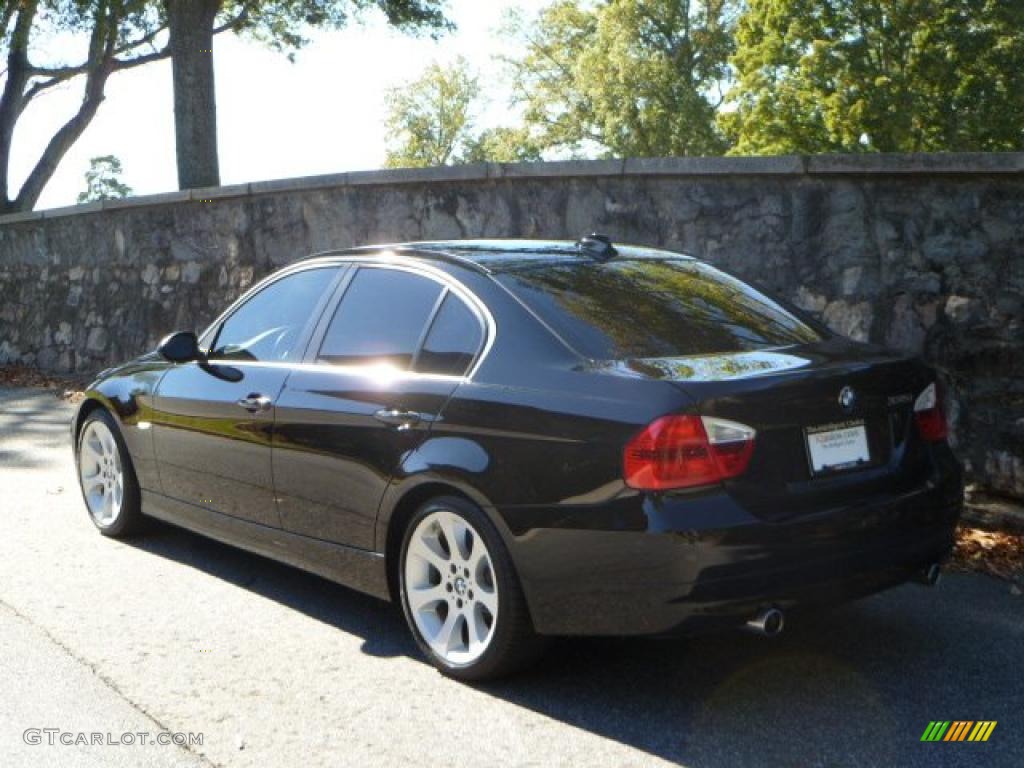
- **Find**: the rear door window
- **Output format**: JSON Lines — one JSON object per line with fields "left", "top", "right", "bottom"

{"left": 415, "top": 293, "right": 483, "bottom": 376}
{"left": 497, "top": 259, "right": 821, "bottom": 360}
{"left": 317, "top": 267, "right": 443, "bottom": 369}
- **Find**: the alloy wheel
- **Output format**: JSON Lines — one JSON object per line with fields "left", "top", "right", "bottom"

{"left": 404, "top": 509, "right": 499, "bottom": 666}
{"left": 78, "top": 420, "right": 124, "bottom": 527}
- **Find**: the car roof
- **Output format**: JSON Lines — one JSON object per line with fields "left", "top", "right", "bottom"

{"left": 304, "top": 239, "right": 695, "bottom": 275}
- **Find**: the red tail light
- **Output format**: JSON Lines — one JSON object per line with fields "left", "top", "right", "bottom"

{"left": 623, "top": 414, "right": 756, "bottom": 491}
{"left": 914, "top": 381, "right": 948, "bottom": 442}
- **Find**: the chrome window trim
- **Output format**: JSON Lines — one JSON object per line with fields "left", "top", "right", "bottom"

{"left": 198, "top": 358, "right": 468, "bottom": 384}
{"left": 332, "top": 259, "right": 493, "bottom": 380}
{"left": 198, "top": 252, "right": 496, "bottom": 381}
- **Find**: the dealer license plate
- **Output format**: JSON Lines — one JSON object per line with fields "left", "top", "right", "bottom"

{"left": 806, "top": 421, "right": 870, "bottom": 474}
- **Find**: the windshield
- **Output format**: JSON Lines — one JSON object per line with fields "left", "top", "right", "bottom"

{"left": 497, "top": 259, "right": 822, "bottom": 360}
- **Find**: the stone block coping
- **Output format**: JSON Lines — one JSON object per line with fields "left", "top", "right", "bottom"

{"left": 4, "top": 153, "right": 1022, "bottom": 227}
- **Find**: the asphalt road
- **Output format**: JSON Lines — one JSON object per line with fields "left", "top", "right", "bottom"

{"left": 1, "top": 386, "right": 1021, "bottom": 768}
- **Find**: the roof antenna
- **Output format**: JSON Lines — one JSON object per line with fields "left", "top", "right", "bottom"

{"left": 576, "top": 233, "right": 618, "bottom": 261}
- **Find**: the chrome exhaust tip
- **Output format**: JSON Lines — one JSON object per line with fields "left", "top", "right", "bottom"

{"left": 744, "top": 607, "right": 785, "bottom": 637}
{"left": 914, "top": 563, "right": 942, "bottom": 587}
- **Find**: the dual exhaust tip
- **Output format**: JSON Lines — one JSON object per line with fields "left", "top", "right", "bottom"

{"left": 742, "top": 563, "right": 942, "bottom": 638}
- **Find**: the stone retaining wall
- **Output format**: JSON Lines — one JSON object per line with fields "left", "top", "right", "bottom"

{"left": 0, "top": 154, "right": 1021, "bottom": 498}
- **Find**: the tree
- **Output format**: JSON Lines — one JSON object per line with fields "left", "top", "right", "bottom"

{"left": 166, "top": 0, "right": 451, "bottom": 190}
{"left": 0, "top": 1, "right": 451, "bottom": 209}
{"left": 384, "top": 57, "right": 479, "bottom": 168}
{"left": 0, "top": 1, "right": 171, "bottom": 214}
{"left": 78, "top": 155, "right": 133, "bottom": 202}
{"left": 504, "top": 0, "right": 738, "bottom": 158}
{"left": 461, "top": 126, "right": 543, "bottom": 164}
{"left": 384, "top": 59, "right": 543, "bottom": 167}
{"left": 725, "top": 0, "right": 1024, "bottom": 154}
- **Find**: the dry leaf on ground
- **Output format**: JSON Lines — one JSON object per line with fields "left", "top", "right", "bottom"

{"left": 0, "top": 364, "right": 88, "bottom": 403}
{"left": 950, "top": 525, "right": 1024, "bottom": 584}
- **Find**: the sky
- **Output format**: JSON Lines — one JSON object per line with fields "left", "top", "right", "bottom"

{"left": 11, "top": 0, "right": 551, "bottom": 211}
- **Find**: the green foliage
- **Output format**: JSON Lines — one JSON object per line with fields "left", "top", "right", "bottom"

{"left": 384, "top": 57, "right": 480, "bottom": 168}
{"left": 384, "top": 58, "right": 542, "bottom": 167}
{"left": 461, "top": 126, "right": 543, "bottom": 164}
{"left": 725, "top": 0, "right": 1024, "bottom": 153}
{"left": 223, "top": 0, "right": 451, "bottom": 59}
{"left": 504, "top": 0, "right": 738, "bottom": 158}
{"left": 77, "top": 155, "right": 133, "bottom": 202}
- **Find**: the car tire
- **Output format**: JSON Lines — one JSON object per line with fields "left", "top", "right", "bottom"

{"left": 75, "top": 408, "right": 145, "bottom": 538}
{"left": 399, "top": 495, "right": 546, "bottom": 681}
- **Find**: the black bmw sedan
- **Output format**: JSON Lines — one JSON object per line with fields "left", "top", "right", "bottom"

{"left": 72, "top": 236, "right": 962, "bottom": 680}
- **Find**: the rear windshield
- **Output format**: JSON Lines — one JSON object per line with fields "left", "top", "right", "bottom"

{"left": 497, "top": 259, "right": 821, "bottom": 360}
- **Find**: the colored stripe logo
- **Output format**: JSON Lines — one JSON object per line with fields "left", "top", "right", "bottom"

{"left": 921, "top": 721, "right": 997, "bottom": 742}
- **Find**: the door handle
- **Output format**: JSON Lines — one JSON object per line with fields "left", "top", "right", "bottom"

{"left": 236, "top": 393, "right": 273, "bottom": 413}
{"left": 374, "top": 408, "right": 422, "bottom": 430}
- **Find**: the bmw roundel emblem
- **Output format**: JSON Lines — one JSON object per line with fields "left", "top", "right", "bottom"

{"left": 839, "top": 385, "right": 857, "bottom": 412}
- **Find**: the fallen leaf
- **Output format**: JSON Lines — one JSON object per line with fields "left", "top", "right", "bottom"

{"left": 950, "top": 524, "right": 1024, "bottom": 582}
{"left": 0, "top": 364, "right": 89, "bottom": 401}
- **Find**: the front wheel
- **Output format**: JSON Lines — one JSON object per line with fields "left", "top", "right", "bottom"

{"left": 76, "top": 409, "right": 145, "bottom": 537}
{"left": 399, "top": 496, "right": 545, "bottom": 681}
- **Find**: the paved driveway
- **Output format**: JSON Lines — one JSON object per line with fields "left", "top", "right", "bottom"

{"left": 0, "top": 387, "right": 1021, "bottom": 767}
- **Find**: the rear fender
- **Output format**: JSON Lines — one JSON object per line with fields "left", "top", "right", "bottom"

{"left": 374, "top": 436, "right": 503, "bottom": 553}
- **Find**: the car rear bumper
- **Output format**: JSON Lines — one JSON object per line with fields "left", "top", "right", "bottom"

{"left": 499, "top": 464, "right": 963, "bottom": 636}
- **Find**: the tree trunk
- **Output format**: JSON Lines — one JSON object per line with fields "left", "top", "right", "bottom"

{"left": 14, "top": 63, "right": 113, "bottom": 211}
{"left": 0, "top": 1, "right": 39, "bottom": 210}
{"left": 167, "top": 0, "right": 222, "bottom": 190}
{"left": 1, "top": 0, "right": 124, "bottom": 213}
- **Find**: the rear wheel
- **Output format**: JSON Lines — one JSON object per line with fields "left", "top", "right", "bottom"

{"left": 76, "top": 409, "right": 144, "bottom": 537}
{"left": 399, "top": 496, "right": 545, "bottom": 681}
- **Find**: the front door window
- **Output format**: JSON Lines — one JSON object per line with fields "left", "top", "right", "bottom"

{"left": 212, "top": 267, "right": 338, "bottom": 363}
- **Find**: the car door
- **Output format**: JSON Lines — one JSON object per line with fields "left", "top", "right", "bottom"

{"left": 151, "top": 264, "right": 343, "bottom": 527}
{"left": 272, "top": 262, "right": 487, "bottom": 550}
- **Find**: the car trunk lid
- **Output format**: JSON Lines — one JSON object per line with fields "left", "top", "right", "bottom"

{"left": 595, "top": 337, "right": 936, "bottom": 520}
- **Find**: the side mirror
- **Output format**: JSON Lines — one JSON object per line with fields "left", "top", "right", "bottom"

{"left": 157, "top": 331, "right": 201, "bottom": 363}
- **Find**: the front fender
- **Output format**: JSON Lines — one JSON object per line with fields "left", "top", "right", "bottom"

{"left": 70, "top": 392, "right": 119, "bottom": 451}
{"left": 71, "top": 357, "right": 171, "bottom": 491}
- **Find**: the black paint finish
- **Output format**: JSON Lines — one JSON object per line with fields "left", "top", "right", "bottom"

{"left": 72, "top": 241, "right": 963, "bottom": 637}
{"left": 273, "top": 366, "right": 459, "bottom": 550}
{"left": 151, "top": 362, "right": 289, "bottom": 527}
